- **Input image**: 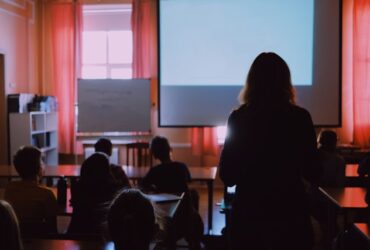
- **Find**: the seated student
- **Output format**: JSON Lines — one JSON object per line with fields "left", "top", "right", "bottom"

{"left": 0, "top": 200, "right": 23, "bottom": 250}
{"left": 94, "top": 138, "right": 130, "bottom": 188}
{"left": 67, "top": 152, "right": 122, "bottom": 237}
{"left": 309, "top": 130, "right": 346, "bottom": 246}
{"left": 140, "top": 136, "right": 204, "bottom": 250}
{"left": 358, "top": 152, "right": 370, "bottom": 205}
{"left": 4, "top": 146, "right": 58, "bottom": 236}
{"left": 108, "top": 189, "right": 156, "bottom": 250}
{"left": 317, "top": 130, "right": 346, "bottom": 187}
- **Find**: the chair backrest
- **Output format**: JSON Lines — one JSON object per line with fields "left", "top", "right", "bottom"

{"left": 125, "top": 142, "right": 152, "bottom": 167}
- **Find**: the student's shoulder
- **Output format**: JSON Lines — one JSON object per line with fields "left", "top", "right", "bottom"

{"left": 172, "top": 162, "right": 190, "bottom": 173}
{"left": 4, "top": 180, "right": 22, "bottom": 189}
{"left": 172, "top": 161, "right": 188, "bottom": 168}
{"left": 147, "top": 164, "right": 163, "bottom": 174}
{"left": 35, "top": 184, "right": 57, "bottom": 199}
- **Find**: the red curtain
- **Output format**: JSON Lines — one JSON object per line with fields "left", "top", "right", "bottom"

{"left": 132, "top": 0, "right": 218, "bottom": 156}
{"left": 132, "top": 0, "right": 154, "bottom": 78}
{"left": 47, "top": 1, "right": 82, "bottom": 154}
{"left": 191, "top": 127, "right": 219, "bottom": 156}
{"left": 352, "top": 0, "right": 370, "bottom": 146}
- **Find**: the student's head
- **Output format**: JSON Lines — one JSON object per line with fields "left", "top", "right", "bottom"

{"left": 108, "top": 189, "right": 155, "bottom": 250}
{"left": 94, "top": 138, "right": 113, "bottom": 156}
{"left": 0, "top": 200, "right": 23, "bottom": 250}
{"left": 239, "top": 52, "right": 295, "bottom": 106}
{"left": 318, "top": 130, "right": 338, "bottom": 152}
{"left": 13, "top": 146, "right": 42, "bottom": 180}
{"left": 150, "top": 136, "right": 171, "bottom": 162}
{"left": 80, "top": 152, "right": 112, "bottom": 183}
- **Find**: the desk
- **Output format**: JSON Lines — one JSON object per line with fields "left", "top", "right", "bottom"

{"left": 354, "top": 223, "right": 370, "bottom": 240}
{"left": 123, "top": 165, "right": 218, "bottom": 233}
{"left": 0, "top": 164, "right": 218, "bottom": 233}
{"left": 346, "top": 164, "right": 359, "bottom": 177}
{"left": 23, "top": 239, "right": 114, "bottom": 250}
{"left": 80, "top": 140, "right": 149, "bottom": 165}
{"left": 343, "top": 223, "right": 370, "bottom": 249}
{"left": 319, "top": 187, "right": 368, "bottom": 242}
{"left": 339, "top": 147, "right": 369, "bottom": 164}
{"left": 0, "top": 164, "right": 80, "bottom": 178}
{"left": 345, "top": 164, "right": 367, "bottom": 187}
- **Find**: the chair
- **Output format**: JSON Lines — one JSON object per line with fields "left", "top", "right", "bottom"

{"left": 125, "top": 142, "right": 152, "bottom": 167}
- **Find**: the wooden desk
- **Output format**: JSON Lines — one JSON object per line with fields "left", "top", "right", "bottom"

{"left": 80, "top": 139, "right": 138, "bottom": 146}
{"left": 319, "top": 187, "right": 367, "bottom": 209}
{"left": 0, "top": 164, "right": 80, "bottom": 178}
{"left": 319, "top": 187, "right": 368, "bottom": 242}
{"left": 340, "top": 147, "right": 369, "bottom": 164}
{"left": 345, "top": 164, "right": 367, "bottom": 187}
{"left": 345, "top": 223, "right": 370, "bottom": 249}
{"left": 123, "top": 165, "right": 218, "bottom": 233}
{"left": 0, "top": 164, "right": 218, "bottom": 233}
{"left": 80, "top": 140, "right": 149, "bottom": 165}
{"left": 346, "top": 164, "right": 359, "bottom": 177}
{"left": 23, "top": 239, "right": 114, "bottom": 250}
{"left": 354, "top": 223, "right": 370, "bottom": 240}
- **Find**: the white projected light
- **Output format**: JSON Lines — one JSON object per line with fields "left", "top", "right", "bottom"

{"left": 159, "top": 0, "right": 341, "bottom": 127}
{"left": 160, "top": 0, "right": 313, "bottom": 86}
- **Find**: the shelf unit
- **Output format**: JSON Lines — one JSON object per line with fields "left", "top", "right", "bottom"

{"left": 9, "top": 112, "right": 58, "bottom": 166}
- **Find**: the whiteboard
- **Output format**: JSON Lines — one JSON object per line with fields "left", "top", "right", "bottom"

{"left": 77, "top": 79, "right": 151, "bottom": 133}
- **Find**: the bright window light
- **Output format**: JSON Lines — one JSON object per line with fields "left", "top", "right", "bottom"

{"left": 108, "top": 31, "right": 133, "bottom": 64}
{"left": 82, "top": 66, "right": 107, "bottom": 79}
{"left": 111, "top": 68, "right": 132, "bottom": 79}
{"left": 81, "top": 4, "right": 133, "bottom": 79}
{"left": 82, "top": 31, "right": 107, "bottom": 64}
{"left": 217, "top": 125, "right": 227, "bottom": 144}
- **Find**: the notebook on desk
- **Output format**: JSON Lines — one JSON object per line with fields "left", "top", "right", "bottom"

{"left": 145, "top": 193, "right": 182, "bottom": 203}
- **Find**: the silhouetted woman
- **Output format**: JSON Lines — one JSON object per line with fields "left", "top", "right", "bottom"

{"left": 219, "top": 52, "right": 320, "bottom": 250}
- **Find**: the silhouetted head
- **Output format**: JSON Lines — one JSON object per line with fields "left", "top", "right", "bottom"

{"left": 80, "top": 152, "right": 112, "bottom": 183}
{"left": 0, "top": 200, "right": 23, "bottom": 250}
{"left": 239, "top": 52, "right": 295, "bottom": 106}
{"left": 150, "top": 136, "right": 171, "bottom": 162}
{"left": 94, "top": 138, "right": 113, "bottom": 156}
{"left": 108, "top": 189, "right": 155, "bottom": 250}
{"left": 13, "top": 146, "right": 42, "bottom": 180}
{"left": 318, "top": 130, "right": 338, "bottom": 152}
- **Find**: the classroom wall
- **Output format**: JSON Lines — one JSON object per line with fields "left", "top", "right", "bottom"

{"left": 0, "top": 0, "right": 39, "bottom": 164}
{"left": 0, "top": 0, "right": 211, "bottom": 168}
{"left": 1, "top": 0, "right": 350, "bottom": 169}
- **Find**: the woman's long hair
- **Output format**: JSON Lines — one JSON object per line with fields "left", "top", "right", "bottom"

{"left": 239, "top": 52, "right": 296, "bottom": 106}
{"left": 0, "top": 200, "right": 23, "bottom": 250}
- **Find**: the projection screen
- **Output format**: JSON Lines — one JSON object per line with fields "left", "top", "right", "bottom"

{"left": 158, "top": 0, "right": 341, "bottom": 127}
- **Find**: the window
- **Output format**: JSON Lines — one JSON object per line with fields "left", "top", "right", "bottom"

{"left": 82, "top": 4, "right": 132, "bottom": 79}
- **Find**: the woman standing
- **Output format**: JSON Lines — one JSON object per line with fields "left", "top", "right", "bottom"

{"left": 219, "top": 52, "right": 320, "bottom": 250}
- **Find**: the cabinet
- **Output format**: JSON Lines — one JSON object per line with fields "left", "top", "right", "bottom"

{"left": 9, "top": 112, "right": 58, "bottom": 166}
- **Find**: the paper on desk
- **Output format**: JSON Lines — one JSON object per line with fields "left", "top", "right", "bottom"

{"left": 145, "top": 193, "right": 182, "bottom": 203}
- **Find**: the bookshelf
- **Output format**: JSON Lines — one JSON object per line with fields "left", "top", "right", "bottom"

{"left": 9, "top": 112, "right": 58, "bottom": 166}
